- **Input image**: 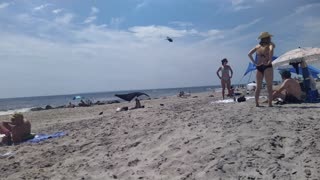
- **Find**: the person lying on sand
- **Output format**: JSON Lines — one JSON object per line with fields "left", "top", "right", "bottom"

{"left": 66, "top": 102, "right": 75, "bottom": 108}
{"left": 272, "top": 70, "right": 302, "bottom": 103}
{"left": 0, "top": 113, "right": 32, "bottom": 145}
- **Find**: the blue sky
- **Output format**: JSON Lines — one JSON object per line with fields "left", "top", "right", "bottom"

{"left": 0, "top": 0, "right": 320, "bottom": 98}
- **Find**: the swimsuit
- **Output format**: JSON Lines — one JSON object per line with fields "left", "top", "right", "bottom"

{"left": 256, "top": 64, "right": 273, "bottom": 73}
{"left": 256, "top": 46, "right": 272, "bottom": 73}
{"left": 221, "top": 66, "right": 231, "bottom": 81}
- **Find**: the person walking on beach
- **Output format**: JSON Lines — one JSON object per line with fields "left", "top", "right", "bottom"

{"left": 216, "top": 58, "right": 233, "bottom": 99}
{"left": 248, "top": 32, "right": 275, "bottom": 107}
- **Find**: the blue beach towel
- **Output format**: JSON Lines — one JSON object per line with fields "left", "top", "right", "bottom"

{"left": 27, "top": 132, "right": 66, "bottom": 143}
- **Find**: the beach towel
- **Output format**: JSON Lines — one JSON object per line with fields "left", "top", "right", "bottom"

{"left": 27, "top": 132, "right": 66, "bottom": 143}
{"left": 211, "top": 96, "right": 257, "bottom": 104}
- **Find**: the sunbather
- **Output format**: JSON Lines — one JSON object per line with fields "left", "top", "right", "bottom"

{"left": 272, "top": 70, "right": 302, "bottom": 103}
{"left": 0, "top": 113, "right": 32, "bottom": 145}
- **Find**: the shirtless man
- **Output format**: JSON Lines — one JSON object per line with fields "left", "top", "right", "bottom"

{"left": 0, "top": 113, "right": 32, "bottom": 145}
{"left": 272, "top": 70, "right": 302, "bottom": 103}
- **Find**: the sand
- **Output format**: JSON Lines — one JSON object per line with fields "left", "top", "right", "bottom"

{"left": 0, "top": 92, "right": 320, "bottom": 180}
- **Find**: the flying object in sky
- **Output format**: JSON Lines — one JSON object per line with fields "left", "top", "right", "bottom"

{"left": 166, "top": 37, "right": 173, "bottom": 42}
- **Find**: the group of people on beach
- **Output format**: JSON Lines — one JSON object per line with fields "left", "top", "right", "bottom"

{"left": 216, "top": 32, "right": 303, "bottom": 107}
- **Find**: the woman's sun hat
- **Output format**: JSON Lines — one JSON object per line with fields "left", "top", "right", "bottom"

{"left": 258, "top": 32, "right": 273, "bottom": 39}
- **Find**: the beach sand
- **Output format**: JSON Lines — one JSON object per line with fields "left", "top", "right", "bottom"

{"left": 0, "top": 92, "right": 319, "bottom": 180}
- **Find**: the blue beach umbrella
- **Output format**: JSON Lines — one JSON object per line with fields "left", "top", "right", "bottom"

{"left": 243, "top": 55, "right": 278, "bottom": 76}
{"left": 73, "top": 96, "right": 82, "bottom": 100}
{"left": 277, "top": 65, "right": 320, "bottom": 78}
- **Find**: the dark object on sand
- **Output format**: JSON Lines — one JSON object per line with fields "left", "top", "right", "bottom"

{"left": 160, "top": 104, "right": 164, "bottom": 106}
{"left": 99, "top": 112, "right": 103, "bottom": 115}
{"left": 166, "top": 36, "right": 173, "bottom": 42}
{"left": 115, "top": 92, "right": 150, "bottom": 102}
{"left": 31, "top": 107, "right": 44, "bottom": 111}
{"left": 130, "top": 99, "right": 145, "bottom": 110}
{"left": 106, "top": 100, "right": 120, "bottom": 104}
{"left": 45, "top": 105, "right": 53, "bottom": 110}
{"left": 79, "top": 100, "right": 92, "bottom": 107}
{"left": 237, "top": 96, "right": 246, "bottom": 103}
{"left": 94, "top": 101, "right": 105, "bottom": 105}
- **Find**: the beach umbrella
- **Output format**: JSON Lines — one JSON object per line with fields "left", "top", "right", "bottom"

{"left": 272, "top": 47, "right": 320, "bottom": 67}
{"left": 277, "top": 65, "right": 320, "bottom": 78}
{"left": 115, "top": 92, "right": 150, "bottom": 102}
{"left": 73, "top": 96, "right": 82, "bottom": 100}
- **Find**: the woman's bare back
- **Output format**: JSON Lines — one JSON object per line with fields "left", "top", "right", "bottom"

{"left": 256, "top": 45, "right": 270, "bottom": 65}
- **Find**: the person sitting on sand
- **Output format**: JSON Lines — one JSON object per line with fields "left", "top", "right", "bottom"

{"left": 0, "top": 113, "right": 32, "bottom": 145}
{"left": 66, "top": 102, "right": 75, "bottom": 108}
{"left": 272, "top": 70, "right": 302, "bottom": 103}
{"left": 216, "top": 58, "right": 233, "bottom": 99}
{"left": 130, "top": 98, "right": 145, "bottom": 110}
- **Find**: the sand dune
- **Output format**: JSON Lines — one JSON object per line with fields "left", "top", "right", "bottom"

{"left": 0, "top": 92, "right": 319, "bottom": 179}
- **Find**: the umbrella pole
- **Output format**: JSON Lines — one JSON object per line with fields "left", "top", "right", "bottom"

{"left": 248, "top": 71, "right": 253, "bottom": 84}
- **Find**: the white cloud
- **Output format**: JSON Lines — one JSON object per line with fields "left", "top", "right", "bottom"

{"left": 52, "top": 9, "right": 63, "bottom": 14}
{"left": 129, "top": 25, "right": 191, "bottom": 39}
{"left": 110, "top": 17, "right": 125, "bottom": 28}
{"left": 232, "top": 18, "right": 262, "bottom": 32}
{"left": 231, "top": 0, "right": 244, "bottom": 6}
{"left": 1, "top": 0, "right": 320, "bottom": 98}
{"left": 84, "top": 16, "right": 97, "bottom": 24}
{"left": 136, "top": 1, "right": 147, "bottom": 9}
{"left": 169, "top": 21, "right": 194, "bottom": 28}
{"left": 295, "top": 3, "right": 320, "bottom": 14}
{"left": 91, "top": 6, "right": 99, "bottom": 14}
{"left": 230, "top": 0, "right": 267, "bottom": 11}
{"left": 33, "top": 4, "right": 50, "bottom": 11}
{"left": 54, "top": 13, "right": 74, "bottom": 24}
{"left": 0, "top": 2, "right": 10, "bottom": 9}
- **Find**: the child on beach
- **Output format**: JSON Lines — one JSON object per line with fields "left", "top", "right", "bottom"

{"left": 216, "top": 58, "right": 233, "bottom": 99}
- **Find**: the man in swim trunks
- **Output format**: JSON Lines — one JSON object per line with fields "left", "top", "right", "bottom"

{"left": 0, "top": 113, "right": 32, "bottom": 145}
{"left": 272, "top": 70, "right": 302, "bottom": 103}
{"left": 216, "top": 58, "right": 233, "bottom": 99}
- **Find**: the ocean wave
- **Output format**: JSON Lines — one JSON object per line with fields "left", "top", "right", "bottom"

{"left": 0, "top": 108, "right": 31, "bottom": 116}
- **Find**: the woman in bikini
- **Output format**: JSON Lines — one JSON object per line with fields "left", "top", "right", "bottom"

{"left": 216, "top": 58, "right": 233, "bottom": 99}
{"left": 248, "top": 32, "right": 275, "bottom": 107}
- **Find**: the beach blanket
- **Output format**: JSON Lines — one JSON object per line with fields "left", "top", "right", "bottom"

{"left": 27, "top": 132, "right": 66, "bottom": 143}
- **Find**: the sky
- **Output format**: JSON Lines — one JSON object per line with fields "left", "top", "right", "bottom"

{"left": 0, "top": 0, "right": 320, "bottom": 98}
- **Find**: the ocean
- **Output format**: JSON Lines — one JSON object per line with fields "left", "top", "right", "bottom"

{"left": 0, "top": 85, "right": 218, "bottom": 115}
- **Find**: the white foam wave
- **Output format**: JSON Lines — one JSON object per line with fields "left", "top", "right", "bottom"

{"left": 0, "top": 108, "right": 31, "bottom": 116}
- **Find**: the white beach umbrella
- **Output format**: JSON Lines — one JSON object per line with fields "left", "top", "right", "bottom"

{"left": 272, "top": 47, "right": 320, "bottom": 67}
